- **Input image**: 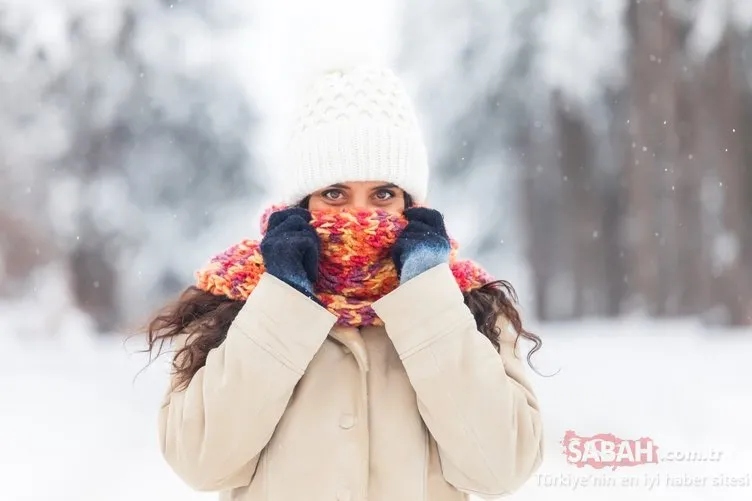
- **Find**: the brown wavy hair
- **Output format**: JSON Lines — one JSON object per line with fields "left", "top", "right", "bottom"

{"left": 144, "top": 195, "right": 543, "bottom": 391}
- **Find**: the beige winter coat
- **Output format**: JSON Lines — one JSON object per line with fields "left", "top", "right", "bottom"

{"left": 158, "top": 264, "right": 544, "bottom": 500}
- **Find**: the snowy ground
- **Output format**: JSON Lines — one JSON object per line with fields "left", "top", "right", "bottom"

{"left": 1, "top": 315, "right": 750, "bottom": 501}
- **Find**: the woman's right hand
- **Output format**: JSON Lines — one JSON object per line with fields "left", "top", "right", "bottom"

{"left": 260, "top": 207, "right": 320, "bottom": 297}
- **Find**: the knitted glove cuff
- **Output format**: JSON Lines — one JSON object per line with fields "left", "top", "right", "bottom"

{"left": 399, "top": 242, "right": 451, "bottom": 283}
{"left": 392, "top": 208, "right": 452, "bottom": 284}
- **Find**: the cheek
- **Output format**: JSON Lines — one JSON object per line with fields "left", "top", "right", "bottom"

{"left": 307, "top": 197, "right": 331, "bottom": 211}
{"left": 383, "top": 198, "right": 405, "bottom": 215}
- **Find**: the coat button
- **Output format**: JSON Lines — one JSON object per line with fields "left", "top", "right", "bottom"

{"left": 339, "top": 413, "right": 356, "bottom": 429}
{"left": 337, "top": 489, "right": 351, "bottom": 501}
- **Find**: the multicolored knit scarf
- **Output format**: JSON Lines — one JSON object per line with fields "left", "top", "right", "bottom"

{"left": 195, "top": 205, "right": 494, "bottom": 327}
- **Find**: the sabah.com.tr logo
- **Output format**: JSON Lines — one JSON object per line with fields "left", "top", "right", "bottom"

{"left": 561, "top": 430, "right": 724, "bottom": 470}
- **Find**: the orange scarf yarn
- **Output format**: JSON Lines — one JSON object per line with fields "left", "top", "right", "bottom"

{"left": 195, "top": 206, "right": 493, "bottom": 326}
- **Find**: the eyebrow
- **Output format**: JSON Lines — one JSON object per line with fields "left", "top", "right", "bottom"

{"left": 371, "top": 183, "right": 398, "bottom": 190}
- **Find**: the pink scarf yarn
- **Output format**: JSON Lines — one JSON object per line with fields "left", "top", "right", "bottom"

{"left": 196, "top": 206, "right": 494, "bottom": 327}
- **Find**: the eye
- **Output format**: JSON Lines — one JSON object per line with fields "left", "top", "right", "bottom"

{"left": 373, "top": 189, "right": 395, "bottom": 201}
{"left": 321, "top": 189, "right": 345, "bottom": 201}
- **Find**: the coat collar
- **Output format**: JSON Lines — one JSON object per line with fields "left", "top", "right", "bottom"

{"left": 329, "top": 326, "right": 370, "bottom": 372}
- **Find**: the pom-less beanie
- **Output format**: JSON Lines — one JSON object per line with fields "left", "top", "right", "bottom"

{"left": 281, "top": 66, "right": 430, "bottom": 204}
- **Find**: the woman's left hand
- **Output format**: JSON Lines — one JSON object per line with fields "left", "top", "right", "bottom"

{"left": 392, "top": 207, "right": 451, "bottom": 283}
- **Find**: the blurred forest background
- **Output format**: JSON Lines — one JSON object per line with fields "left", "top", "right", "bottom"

{"left": 1, "top": 0, "right": 751, "bottom": 336}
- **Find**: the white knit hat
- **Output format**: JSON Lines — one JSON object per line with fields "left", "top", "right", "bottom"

{"left": 281, "top": 65, "right": 429, "bottom": 204}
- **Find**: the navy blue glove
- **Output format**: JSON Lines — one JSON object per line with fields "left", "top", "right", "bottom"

{"left": 392, "top": 208, "right": 451, "bottom": 283}
{"left": 260, "top": 207, "right": 320, "bottom": 299}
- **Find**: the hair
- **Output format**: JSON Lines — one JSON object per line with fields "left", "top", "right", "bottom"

{"left": 144, "top": 192, "right": 543, "bottom": 391}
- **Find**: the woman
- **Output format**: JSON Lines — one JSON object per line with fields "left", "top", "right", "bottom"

{"left": 146, "top": 66, "right": 544, "bottom": 501}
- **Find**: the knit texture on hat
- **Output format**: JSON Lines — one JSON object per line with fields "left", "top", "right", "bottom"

{"left": 283, "top": 66, "right": 429, "bottom": 204}
{"left": 195, "top": 206, "right": 493, "bottom": 327}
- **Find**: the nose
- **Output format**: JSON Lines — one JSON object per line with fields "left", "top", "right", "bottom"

{"left": 348, "top": 192, "right": 372, "bottom": 209}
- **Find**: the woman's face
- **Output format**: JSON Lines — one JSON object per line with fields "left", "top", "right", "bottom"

{"left": 308, "top": 181, "right": 406, "bottom": 215}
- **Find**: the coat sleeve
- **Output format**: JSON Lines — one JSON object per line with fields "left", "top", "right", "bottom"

{"left": 372, "top": 263, "right": 544, "bottom": 498}
{"left": 158, "top": 272, "right": 338, "bottom": 492}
